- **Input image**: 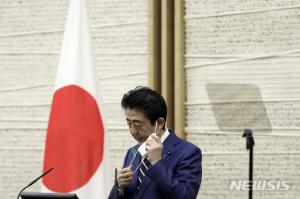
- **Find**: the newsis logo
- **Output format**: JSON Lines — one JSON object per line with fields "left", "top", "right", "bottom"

{"left": 230, "top": 180, "right": 290, "bottom": 191}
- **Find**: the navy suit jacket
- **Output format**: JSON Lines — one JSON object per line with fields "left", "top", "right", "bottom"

{"left": 108, "top": 131, "right": 202, "bottom": 199}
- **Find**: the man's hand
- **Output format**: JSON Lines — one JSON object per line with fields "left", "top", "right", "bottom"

{"left": 117, "top": 166, "right": 133, "bottom": 189}
{"left": 145, "top": 133, "right": 163, "bottom": 165}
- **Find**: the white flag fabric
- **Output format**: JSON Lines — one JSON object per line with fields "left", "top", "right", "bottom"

{"left": 42, "top": 0, "right": 109, "bottom": 198}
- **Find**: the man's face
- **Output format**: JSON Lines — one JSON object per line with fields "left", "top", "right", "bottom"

{"left": 124, "top": 108, "right": 156, "bottom": 144}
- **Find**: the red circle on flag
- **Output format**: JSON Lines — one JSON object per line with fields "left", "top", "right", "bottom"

{"left": 43, "top": 85, "right": 104, "bottom": 192}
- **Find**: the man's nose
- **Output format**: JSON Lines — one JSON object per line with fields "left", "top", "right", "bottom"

{"left": 130, "top": 125, "right": 139, "bottom": 134}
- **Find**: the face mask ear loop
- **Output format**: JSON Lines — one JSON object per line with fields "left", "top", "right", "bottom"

{"left": 154, "top": 121, "right": 159, "bottom": 135}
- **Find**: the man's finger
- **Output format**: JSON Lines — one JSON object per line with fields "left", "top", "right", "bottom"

{"left": 119, "top": 170, "right": 133, "bottom": 179}
{"left": 119, "top": 166, "right": 132, "bottom": 174}
{"left": 151, "top": 134, "right": 160, "bottom": 142}
{"left": 121, "top": 175, "right": 132, "bottom": 181}
{"left": 119, "top": 175, "right": 132, "bottom": 182}
{"left": 118, "top": 175, "right": 133, "bottom": 188}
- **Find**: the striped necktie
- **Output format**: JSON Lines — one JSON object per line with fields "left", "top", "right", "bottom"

{"left": 137, "top": 158, "right": 151, "bottom": 191}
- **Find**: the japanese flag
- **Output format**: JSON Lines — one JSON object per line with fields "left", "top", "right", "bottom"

{"left": 42, "top": 0, "right": 109, "bottom": 198}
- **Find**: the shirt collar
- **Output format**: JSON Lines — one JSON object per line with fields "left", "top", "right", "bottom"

{"left": 160, "top": 128, "right": 170, "bottom": 143}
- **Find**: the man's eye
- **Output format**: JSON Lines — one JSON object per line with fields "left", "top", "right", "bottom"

{"left": 134, "top": 122, "right": 144, "bottom": 128}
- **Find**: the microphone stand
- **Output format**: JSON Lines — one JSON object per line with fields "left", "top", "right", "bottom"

{"left": 242, "top": 129, "right": 255, "bottom": 199}
{"left": 17, "top": 168, "right": 54, "bottom": 199}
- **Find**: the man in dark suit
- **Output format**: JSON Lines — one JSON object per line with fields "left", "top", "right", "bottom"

{"left": 109, "top": 86, "right": 202, "bottom": 199}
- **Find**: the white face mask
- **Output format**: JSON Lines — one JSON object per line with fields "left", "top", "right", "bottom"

{"left": 137, "top": 121, "right": 159, "bottom": 157}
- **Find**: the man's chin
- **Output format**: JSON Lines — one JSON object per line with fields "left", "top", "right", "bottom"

{"left": 135, "top": 138, "right": 146, "bottom": 144}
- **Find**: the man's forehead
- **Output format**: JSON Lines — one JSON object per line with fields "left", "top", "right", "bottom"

{"left": 125, "top": 108, "right": 147, "bottom": 120}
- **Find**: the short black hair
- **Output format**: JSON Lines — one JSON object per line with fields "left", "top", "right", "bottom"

{"left": 121, "top": 86, "right": 167, "bottom": 125}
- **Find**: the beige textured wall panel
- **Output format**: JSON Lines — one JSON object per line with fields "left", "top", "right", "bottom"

{"left": 92, "top": 25, "right": 148, "bottom": 53}
{"left": 0, "top": 148, "right": 45, "bottom": 197}
{"left": 0, "top": 1, "right": 68, "bottom": 35}
{"left": 187, "top": 133, "right": 300, "bottom": 153}
{"left": 0, "top": 130, "right": 46, "bottom": 149}
{"left": 96, "top": 55, "right": 148, "bottom": 76}
{"left": 0, "top": 33, "right": 63, "bottom": 53}
{"left": 185, "top": 4, "right": 300, "bottom": 55}
{"left": 199, "top": 155, "right": 248, "bottom": 199}
{"left": 185, "top": 0, "right": 300, "bottom": 198}
{"left": 186, "top": 58, "right": 300, "bottom": 103}
{"left": 186, "top": 101, "right": 300, "bottom": 132}
{"left": 0, "top": 55, "right": 57, "bottom": 89}
{"left": 198, "top": 154, "right": 300, "bottom": 199}
{"left": 0, "top": 0, "right": 148, "bottom": 198}
{"left": 99, "top": 74, "right": 148, "bottom": 102}
{"left": 185, "top": 0, "right": 300, "bottom": 16}
{"left": 0, "top": 87, "right": 53, "bottom": 107}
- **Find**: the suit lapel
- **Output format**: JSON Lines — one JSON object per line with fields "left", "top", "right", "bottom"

{"left": 125, "top": 146, "right": 141, "bottom": 198}
{"left": 131, "top": 147, "right": 141, "bottom": 189}
{"left": 162, "top": 131, "right": 181, "bottom": 159}
{"left": 135, "top": 172, "right": 152, "bottom": 199}
{"left": 134, "top": 131, "right": 181, "bottom": 198}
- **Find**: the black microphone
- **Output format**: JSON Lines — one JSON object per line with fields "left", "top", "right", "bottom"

{"left": 17, "top": 168, "right": 54, "bottom": 199}
{"left": 242, "top": 129, "right": 255, "bottom": 149}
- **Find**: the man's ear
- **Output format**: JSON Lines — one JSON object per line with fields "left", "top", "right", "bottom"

{"left": 157, "top": 117, "right": 165, "bottom": 130}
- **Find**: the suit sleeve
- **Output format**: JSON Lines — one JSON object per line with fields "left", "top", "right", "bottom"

{"left": 147, "top": 146, "right": 202, "bottom": 199}
{"left": 108, "top": 149, "right": 131, "bottom": 199}
{"left": 108, "top": 185, "right": 124, "bottom": 199}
